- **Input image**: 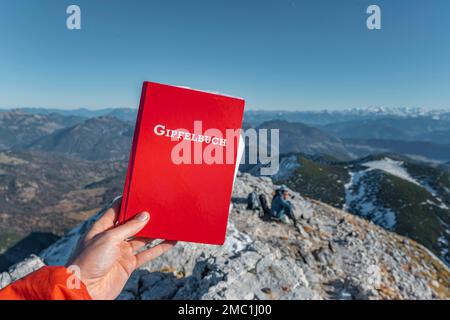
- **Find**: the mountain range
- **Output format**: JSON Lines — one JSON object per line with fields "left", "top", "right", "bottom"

{"left": 344, "top": 139, "right": 450, "bottom": 162}
{"left": 255, "top": 120, "right": 353, "bottom": 161}
{"left": 320, "top": 118, "right": 450, "bottom": 142}
{"left": 244, "top": 107, "right": 450, "bottom": 126}
{"left": 2, "top": 107, "right": 449, "bottom": 161}
{"left": 0, "top": 111, "right": 85, "bottom": 150}
{"left": 17, "top": 116, "right": 134, "bottom": 161}
{"left": 4, "top": 106, "right": 450, "bottom": 133}
{"left": 1, "top": 107, "right": 138, "bottom": 122}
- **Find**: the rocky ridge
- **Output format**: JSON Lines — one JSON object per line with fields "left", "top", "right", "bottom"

{"left": 1, "top": 173, "right": 449, "bottom": 299}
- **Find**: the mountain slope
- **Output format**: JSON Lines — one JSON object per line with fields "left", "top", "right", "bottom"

{"left": 244, "top": 108, "right": 450, "bottom": 127}
{"left": 257, "top": 120, "right": 353, "bottom": 160}
{"left": 0, "top": 150, "right": 127, "bottom": 270}
{"left": 21, "top": 116, "right": 134, "bottom": 160}
{"left": 1, "top": 173, "right": 449, "bottom": 299}
{"left": 320, "top": 118, "right": 450, "bottom": 142}
{"left": 344, "top": 139, "right": 450, "bottom": 162}
{"left": 441, "top": 162, "right": 450, "bottom": 172}
{"left": 273, "top": 154, "right": 450, "bottom": 265}
{"left": 0, "top": 111, "right": 85, "bottom": 150}
{"left": 419, "top": 129, "right": 450, "bottom": 144}
{"left": 7, "top": 107, "right": 138, "bottom": 122}
{"left": 344, "top": 158, "right": 450, "bottom": 262}
{"left": 0, "top": 150, "right": 126, "bottom": 235}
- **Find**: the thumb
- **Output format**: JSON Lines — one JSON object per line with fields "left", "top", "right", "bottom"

{"left": 109, "top": 211, "right": 150, "bottom": 240}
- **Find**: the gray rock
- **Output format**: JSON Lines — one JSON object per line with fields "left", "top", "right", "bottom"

{"left": 140, "top": 273, "right": 181, "bottom": 300}
{"left": 0, "top": 272, "right": 12, "bottom": 290}
{"left": 0, "top": 254, "right": 45, "bottom": 289}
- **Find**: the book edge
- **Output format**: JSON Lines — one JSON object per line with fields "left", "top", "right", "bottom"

{"left": 118, "top": 82, "right": 149, "bottom": 223}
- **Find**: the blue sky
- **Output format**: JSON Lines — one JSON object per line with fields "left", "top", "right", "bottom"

{"left": 0, "top": 0, "right": 449, "bottom": 110}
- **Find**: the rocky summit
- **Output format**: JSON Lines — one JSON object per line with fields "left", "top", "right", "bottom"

{"left": 1, "top": 173, "right": 449, "bottom": 299}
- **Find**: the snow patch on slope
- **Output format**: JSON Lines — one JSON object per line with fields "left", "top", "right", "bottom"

{"left": 362, "top": 158, "right": 420, "bottom": 186}
{"left": 272, "top": 155, "right": 301, "bottom": 180}
{"left": 421, "top": 182, "right": 450, "bottom": 210}
{"left": 361, "top": 158, "right": 449, "bottom": 209}
{"left": 344, "top": 169, "right": 397, "bottom": 230}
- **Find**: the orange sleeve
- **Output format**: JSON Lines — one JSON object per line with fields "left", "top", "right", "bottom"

{"left": 0, "top": 266, "right": 92, "bottom": 300}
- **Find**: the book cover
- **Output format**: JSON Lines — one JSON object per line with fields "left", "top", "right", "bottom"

{"left": 118, "top": 81, "right": 245, "bottom": 245}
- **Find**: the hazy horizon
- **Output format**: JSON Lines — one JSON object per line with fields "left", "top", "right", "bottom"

{"left": 1, "top": 105, "right": 450, "bottom": 113}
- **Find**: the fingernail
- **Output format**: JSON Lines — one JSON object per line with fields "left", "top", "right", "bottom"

{"left": 136, "top": 211, "right": 150, "bottom": 222}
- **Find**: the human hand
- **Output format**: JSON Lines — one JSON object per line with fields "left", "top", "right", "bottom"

{"left": 67, "top": 199, "right": 176, "bottom": 300}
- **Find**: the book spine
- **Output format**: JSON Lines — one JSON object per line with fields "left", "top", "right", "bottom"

{"left": 118, "top": 82, "right": 149, "bottom": 224}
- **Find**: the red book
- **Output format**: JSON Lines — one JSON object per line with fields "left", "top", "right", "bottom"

{"left": 118, "top": 82, "right": 245, "bottom": 245}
